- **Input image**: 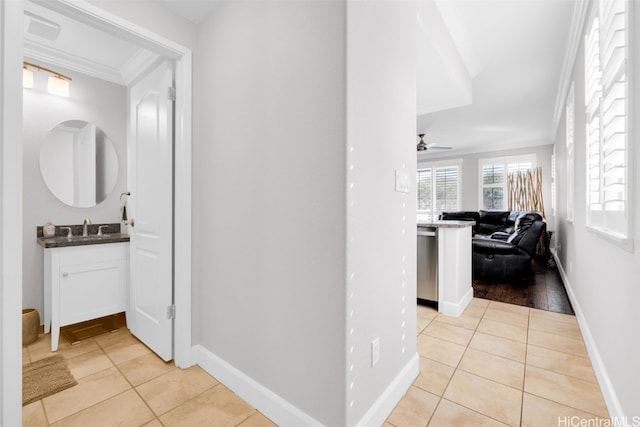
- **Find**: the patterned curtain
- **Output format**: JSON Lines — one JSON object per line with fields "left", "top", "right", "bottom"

{"left": 507, "top": 166, "right": 545, "bottom": 218}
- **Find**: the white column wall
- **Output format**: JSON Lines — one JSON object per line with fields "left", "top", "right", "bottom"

{"left": 345, "top": 1, "right": 418, "bottom": 425}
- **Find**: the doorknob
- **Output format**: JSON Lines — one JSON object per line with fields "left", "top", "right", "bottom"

{"left": 127, "top": 218, "right": 135, "bottom": 227}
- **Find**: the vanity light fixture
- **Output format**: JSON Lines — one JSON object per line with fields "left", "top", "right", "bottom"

{"left": 22, "top": 61, "right": 72, "bottom": 97}
{"left": 22, "top": 65, "right": 34, "bottom": 89}
{"left": 47, "top": 75, "right": 71, "bottom": 97}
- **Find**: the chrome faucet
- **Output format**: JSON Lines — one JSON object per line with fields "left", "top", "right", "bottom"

{"left": 82, "top": 218, "right": 92, "bottom": 236}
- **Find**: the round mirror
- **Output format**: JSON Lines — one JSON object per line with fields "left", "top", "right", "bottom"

{"left": 39, "top": 120, "right": 119, "bottom": 208}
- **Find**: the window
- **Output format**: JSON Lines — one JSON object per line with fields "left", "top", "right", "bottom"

{"left": 566, "top": 82, "right": 575, "bottom": 221}
{"left": 584, "top": 0, "right": 631, "bottom": 242}
{"left": 479, "top": 155, "right": 536, "bottom": 210}
{"left": 417, "top": 163, "right": 460, "bottom": 222}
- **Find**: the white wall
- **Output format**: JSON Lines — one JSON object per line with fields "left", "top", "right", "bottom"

{"left": 22, "top": 62, "right": 126, "bottom": 319}
{"left": 553, "top": 4, "right": 640, "bottom": 419}
{"left": 194, "top": 2, "right": 347, "bottom": 425}
{"left": 346, "top": 2, "right": 418, "bottom": 425}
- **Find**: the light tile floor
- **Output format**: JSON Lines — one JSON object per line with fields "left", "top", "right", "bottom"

{"left": 387, "top": 298, "right": 609, "bottom": 427}
{"left": 22, "top": 321, "right": 276, "bottom": 427}
{"left": 23, "top": 299, "right": 609, "bottom": 426}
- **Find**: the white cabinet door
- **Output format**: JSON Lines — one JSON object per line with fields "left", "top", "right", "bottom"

{"left": 58, "top": 260, "right": 126, "bottom": 326}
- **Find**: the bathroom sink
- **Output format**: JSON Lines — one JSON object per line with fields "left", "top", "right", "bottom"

{"left": 67, "top": 234, "right": 109, "bottom": 241}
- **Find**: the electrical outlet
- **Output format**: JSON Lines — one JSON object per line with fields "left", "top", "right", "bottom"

{"left": 395, "top": 170, "right": 410, "bottom": 193}
{"left": 371, "top": 337, "right": 380, "bottom": 367}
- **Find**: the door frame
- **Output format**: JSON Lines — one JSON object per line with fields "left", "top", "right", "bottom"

{"left": 45, "top": 0, "right": 194, "bottom": 366}
{"left": 1, "top": 1, "right": 24, "bottom": 425}
{"left": 2, "top": 0, "right": 193, "bottom": 422}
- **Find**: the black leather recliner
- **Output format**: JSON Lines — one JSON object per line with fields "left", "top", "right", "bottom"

{"left": 472, "top": 212, "right": 545, "bottom": 282}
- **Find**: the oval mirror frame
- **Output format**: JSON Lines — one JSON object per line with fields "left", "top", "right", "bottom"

{"left": 39, "top": 120, "right": 119, "bottom": 208}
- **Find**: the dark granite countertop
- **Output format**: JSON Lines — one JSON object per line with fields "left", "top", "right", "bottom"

{"left": 37, "top": 223, "right": 130, "bottom": 248}
{"left": 37, "top": 233, "right": 130, "bottom": 248}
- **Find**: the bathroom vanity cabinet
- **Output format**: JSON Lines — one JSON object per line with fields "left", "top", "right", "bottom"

{"left": 41, "top": 241, "right": 128, "bottom": 351}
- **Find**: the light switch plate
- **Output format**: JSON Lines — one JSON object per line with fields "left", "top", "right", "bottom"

{"left": 371, "top": 337, "right": 380, "bottom": 367}
{"left": 395, "top": 170, "right": 410, "bottom": 193}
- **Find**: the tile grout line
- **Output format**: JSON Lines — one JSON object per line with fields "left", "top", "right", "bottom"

{"left": 428, "top": 314, "right": 474, "bottom": 426}
{"left": 61, "top": 331, "right": 161, "bottom": 425}
{"left": 110, "top": 348, "right": 164, "bottom": 424}
{"left": 37, "top": 334, "right": 128, "bottom": 427}
{"left": 38, "top": 399, "right": 52, "bottom": 427}
{"left": 520, "top": 308, "right": 531, "bottom": 426}
{"left": 154, "top": 378, "right": 223, "bottom": 419}
{"left": 428, "top": 305, "right": 522, "bottom": 427}
{"left": 423, "top": 309, "right": 465, "bottom": 427}
{"left": 523, "top": 307, "right": 604, "bottom": 423}
{"left": 232, "top": 410, "right": 261, "bottom": 427}
{"left": 425, "top": 396, "right": 442, "bottom": 427}
{"left": 416, "top": 299, "right": 606, "bottom": 427}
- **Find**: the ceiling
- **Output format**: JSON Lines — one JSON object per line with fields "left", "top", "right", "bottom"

{"left": 154, "top": 0, "right": 221, "bottom": 24}
{"left": 416, "top": 0, "right": 576, "bottom": 157}
{"left": 25, "top": 0, "right": 576, "bottom": 157}
{"left": 23, "top": 1, "right": 159, "bottom": 85}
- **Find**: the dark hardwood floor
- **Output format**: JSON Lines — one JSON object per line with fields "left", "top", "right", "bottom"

{"left": 472, "top": 258, "right": 574, "bottom": 314}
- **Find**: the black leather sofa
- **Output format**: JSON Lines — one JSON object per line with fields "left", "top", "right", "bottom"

{"left": 440, "top": 210, "right": 546, "bottom": 282}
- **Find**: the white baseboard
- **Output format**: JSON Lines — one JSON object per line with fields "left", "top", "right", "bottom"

{"left": 193, "top": 345, "right": 419, "bottom": 427}
{"left": 439, "top": 286, "right": 474, "bottom": 317}
{"left": 551, "top": 250, "right": 626, "bottom": 421}
{"left": 354, "top": 352, "right": 419, "bottom": 427}
{"left": 193, "top": 345, "right": 324, "bottom": 426}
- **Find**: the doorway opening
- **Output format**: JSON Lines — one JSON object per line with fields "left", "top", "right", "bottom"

{"left": 22, "top": 0, "right": 192, "bottom": 365}
{"left": 2, "top": 1, "right": 193, "bottom": 422}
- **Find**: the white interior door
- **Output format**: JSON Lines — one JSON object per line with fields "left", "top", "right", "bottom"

{"left": 127, "top": 61, "right": 174, "bottom": 361}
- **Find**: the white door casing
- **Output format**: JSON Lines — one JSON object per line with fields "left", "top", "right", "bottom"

{"left": 127, "top": 60, "right": 174, "bottom": 361}
{"left": 3, "top": 1, "right": 193, "bottom": 422}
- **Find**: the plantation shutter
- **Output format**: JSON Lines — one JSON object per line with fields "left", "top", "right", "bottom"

{"left": 585, "top": 0, "right": 629, "bottom": 238}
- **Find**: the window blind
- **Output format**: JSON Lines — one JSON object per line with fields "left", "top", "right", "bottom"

{"left": 482, "top": 164, "right": 504, "bottom": 209}
{"left": 479, "top": 155, "right": 536, "bottom": 210}
{"left": 435, "top": 166, "right": 459, "bottom": 214}
{"left": 417, "top": 168, "right": 433, "bottom": 222}
{"left": 417, "top": 165, "right": 459, "bottom": 222}
{"left": 584, "top": 0, "right": 629, "bottom": 238}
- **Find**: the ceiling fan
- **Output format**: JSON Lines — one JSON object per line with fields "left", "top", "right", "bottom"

{"left": 416, "top": 133, "right": 452, "bottom": 152}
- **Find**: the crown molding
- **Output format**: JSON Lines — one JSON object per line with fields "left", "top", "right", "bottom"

{"left": 24, "top": 38, "right": 125, "bottom": 85}
{"left": 550, "top": 0, "right": 590, "bottom": 140}
{"left": 120, "top": 48, "right": 161, "bottom": 86}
